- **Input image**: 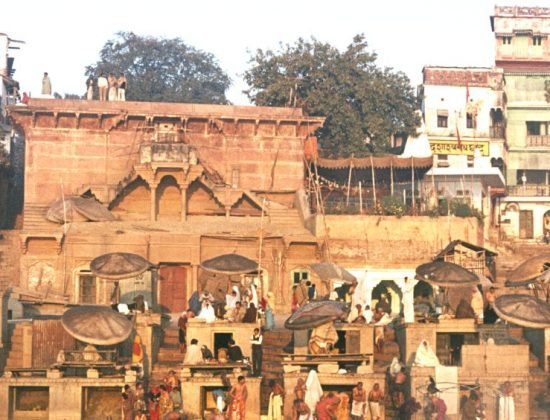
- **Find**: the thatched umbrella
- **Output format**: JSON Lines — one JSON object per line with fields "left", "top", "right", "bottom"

{"left": 200, "top": 254, "right": 258, "bottom": 275}
{"left": 308, "top": 262, "right": 357, "bottom": 284}
{"left": 493, "top": 294, "right": 550, "bottom": 329}
{"left": 61, "top": 305, "right": 133, "bottom": 345}
{"left": 90, "top": 252, "right": 153, "bottom": 280}
{"left": 505, "top": 253, "right": 550, "bottom": 287}
{"left": 47, "top": 196, "right": 115, "bottom": 223}
{"left": 284, "top": 300, "right": 349, "bottom": 330}
{"left": 415, "top": 261, "right": 478, "bottom": 288}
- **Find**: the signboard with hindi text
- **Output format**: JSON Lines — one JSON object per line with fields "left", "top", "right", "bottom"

{"left": 429, "top": 140, "right": 489, "bottom": 156}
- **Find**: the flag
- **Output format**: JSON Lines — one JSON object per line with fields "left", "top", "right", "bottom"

{"left": 456, "top": 123, "right": 462, "bottom": 147}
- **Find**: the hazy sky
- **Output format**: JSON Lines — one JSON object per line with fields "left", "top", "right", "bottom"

{"left": 3, "top": 0, "right": 549, "bottom": 104}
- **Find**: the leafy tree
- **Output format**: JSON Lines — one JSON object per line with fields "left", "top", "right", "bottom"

{"left": 244, "top": 35, "right": 419, "bottom": 157}
{"left": 86, "top": 32, "right": 231, "bottom": 104}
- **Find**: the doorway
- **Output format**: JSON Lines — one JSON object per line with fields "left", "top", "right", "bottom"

{"left": 519, "top": 210, "right": 534, "bottom": 239}
{"left": 159, "top": 265, "right": 188, "bottom": 313}
{"left": 214, "top": 332, "right": 233, "bottom": 359}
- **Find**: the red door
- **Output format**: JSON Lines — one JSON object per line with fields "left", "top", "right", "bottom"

{"left": 159, "top": 265, "right": 187, "bottom": 313}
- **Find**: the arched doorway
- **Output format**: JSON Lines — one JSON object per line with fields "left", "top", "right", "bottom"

{"left": 157, "top": 175, "right": 182, "bottom": 220}
{"left": 371, "top": 280, "right": 402, "bottom": 316}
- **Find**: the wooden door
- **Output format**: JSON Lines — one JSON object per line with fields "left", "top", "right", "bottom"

{"left": 519, "top": 210, "right": 534, "bottom": 239}
{"left": 159, "top": 265, "right": 187, "bottom": 313}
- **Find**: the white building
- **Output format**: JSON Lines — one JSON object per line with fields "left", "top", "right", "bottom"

{"left": 420, "top": 67, "right": 507, "bottom": 237}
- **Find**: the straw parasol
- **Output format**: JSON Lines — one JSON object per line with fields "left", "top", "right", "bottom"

{"left": 308, "top": 262, "right": 357, "bottom": 284}
{"left": 284, "top": 300, "right": 349, "bottom": 330}
{"left": 90, "top": 252, "right": 153, "bottom": 280}
{"left": 493, "top": 294, "right": 550, "bottom": 329}
{"left": 61, "top": 305, "right": 133, "bottom": 345}
{"left": 47, "top": 196, "right": 115, "bottom": 223}
{"left": 505, "top": 253, "right": 550, "bottom": 287}
{"left": 200, "top": 254, "right": 258, "bottom": 275}
{"left": 415, "top": 261, "right": 479, "bottom": 288}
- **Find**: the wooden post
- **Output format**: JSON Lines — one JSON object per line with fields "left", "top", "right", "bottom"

{"left": 370, "top": 155, "right": 377, "bottom": 206}
{"left": 390, "top": 160, "right": 394, "bottom": 196}
{"left": 411, "top": 157, "right": 416, "bottom": 214}
{"left": 346, "top": 156, "right": 354, "bottom": 206}
{"left": 359, "top": 181, "right": 363, "bottom": 214}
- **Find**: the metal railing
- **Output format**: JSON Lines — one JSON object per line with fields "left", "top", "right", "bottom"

{"left": 507, "top": 184, "right": 550, "bottom": 197}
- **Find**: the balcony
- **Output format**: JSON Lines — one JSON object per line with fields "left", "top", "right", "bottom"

{"left": 526, "top": 135, "right": 550, "bottom": 148}
{"left": 489, "top": 126, "right": 505, "bottom": 139}
{"left": 507, "top": 184, "right": 550, "bottom": 197}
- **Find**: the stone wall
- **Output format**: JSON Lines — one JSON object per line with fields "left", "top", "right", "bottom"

{"left": 313, "top": 215, "right": 483, "bottom": 266}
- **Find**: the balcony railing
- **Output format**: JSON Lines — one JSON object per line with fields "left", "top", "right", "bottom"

{"left": 507, "top": 184, "right": 550, "bottom": 197}
{"left": 526, "top": 135, "right": 550, "bottom": 147}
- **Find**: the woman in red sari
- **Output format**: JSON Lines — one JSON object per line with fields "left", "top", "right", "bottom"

{"left": 227, "top": 376, "right": 248, "bottom": 420}
{"left": 148, "top": 385, "right": 161, "bottom": 420}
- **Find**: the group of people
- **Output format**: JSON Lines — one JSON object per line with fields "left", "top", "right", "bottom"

{"left": 185, "top": 284, "right": 274, "bottom": 327}
{"left": 121, "top": 378, "right": 182, "bottom": 420}
{"left": 86, "top": 73, "right": 127, "bottom": 101}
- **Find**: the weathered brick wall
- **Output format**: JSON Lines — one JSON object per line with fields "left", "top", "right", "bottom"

{"left": 314, "top": 215, "right": 483, "bottom": 266}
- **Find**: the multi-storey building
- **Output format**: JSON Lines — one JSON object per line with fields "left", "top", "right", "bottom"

{"left": 420, "top": 66, "right": 507, "bottom": 237}
{"left": 492, "top": 6, "right": 550, "bottom": 241}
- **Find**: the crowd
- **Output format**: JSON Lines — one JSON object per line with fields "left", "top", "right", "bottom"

{"left": 121, "top": 373, "right": 185, "bottom": 420}
{"left": 86, "top": 73, "right": 127, "bottom": 101}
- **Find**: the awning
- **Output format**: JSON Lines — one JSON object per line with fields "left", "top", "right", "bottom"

{"left": 505, "top": 253, "right": 550, "bottom": 287}
{"left": 61, "top": 305, "right": 133, "bottom": 345}
{"left": 200, "top": 254, "right": 258, "bottom": 275}
{"left": 493, "top": 294, "right": 550, "bottom": 329}
{"left": 90, "top": 252, "right": 153, "bottom": 280}
{"left": 284, "top": 300, "right": 349, "bottom": 330}
{"left": 415, "top": 261, "right": 479, "bottom": 288}
{"left": 314, "top": 155, "right": 433, "bottom": 170}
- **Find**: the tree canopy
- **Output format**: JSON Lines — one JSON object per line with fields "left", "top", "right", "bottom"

{"left": 244, "top": 35, "right": 419, "bottom": 157}
{"left": 86, "top": 32, "right": 231, "bottom": 104}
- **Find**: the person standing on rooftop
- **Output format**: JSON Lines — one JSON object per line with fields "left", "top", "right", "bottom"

{"left": 41, "top": 72, "right": 52, "bottom": 95}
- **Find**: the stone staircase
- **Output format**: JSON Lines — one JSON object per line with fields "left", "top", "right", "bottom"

{"left": 268, "top": 207, "right": 306, "bottom": 230}
{"left": 22, "top": 204, "right": 58, "bottom": 231}
{"left": 3, "top": 322, "right": 31, "bottom": 373}
{"left": 150, "top": 326, "right": 183, "bottom": 384}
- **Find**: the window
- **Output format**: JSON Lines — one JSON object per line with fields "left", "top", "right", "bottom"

{"left": 231, "top": 168, "right": 240, "bottom": 189}
{"left": 467, "top": 155, "right": 474, "bottom": 168}
{"left": 456, "top": 190, "right": 472, "bottom": 205}
{"left": 526, "top": 121, "right": 541, "bottom": 135}
{"left": 292, "top": 269, "right": 309, "bottom": 285}
{"left": 533, "top": 36, "right": 542, "bottom": 46}
{"left": 10, "top": 387, "right": 49, "bottom": 419}
{"left": 437, "top": 154, "right": 449, "bottom": 168}
{"left": 437, "top": 114, "right": 448, "bottom": 128}
{"left": 466, "top": 113, "right": 476, "bottom": 129}
{"left": 502, "top": 36, "right": 512, "bottom": 45}
{"left": 79, "top": 272, "right": 97, "bottom": 303}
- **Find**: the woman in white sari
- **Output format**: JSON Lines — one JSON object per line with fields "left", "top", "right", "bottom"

{"left": 304, "top": 370, "right": 323, "bottom": 419}
{"left": 413, "top": 339, "right": 440, "bottom": 367}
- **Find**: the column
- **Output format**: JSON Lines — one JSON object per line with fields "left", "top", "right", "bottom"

{"left": 150, "top": 184, "right": 157, "bottom": 221}
{"left": 181, "top": 186, "right": 187, "bottom": 222}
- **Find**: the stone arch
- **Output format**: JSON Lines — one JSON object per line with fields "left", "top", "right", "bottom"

{"left": 372, "top": 280, "right": 402, "bottom": 316}
{"left": 157, "top": 175, "right": 181, "bottom": 220}
{"left": 187, "top": 179, "right": 225, "bottom": 215}
{"left": 109, "top": 176, "right": 151, "bottom": 220}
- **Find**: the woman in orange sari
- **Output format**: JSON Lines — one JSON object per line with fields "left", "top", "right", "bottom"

{"left": 227, "top": 376, "right": 248, "bottom": 420}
